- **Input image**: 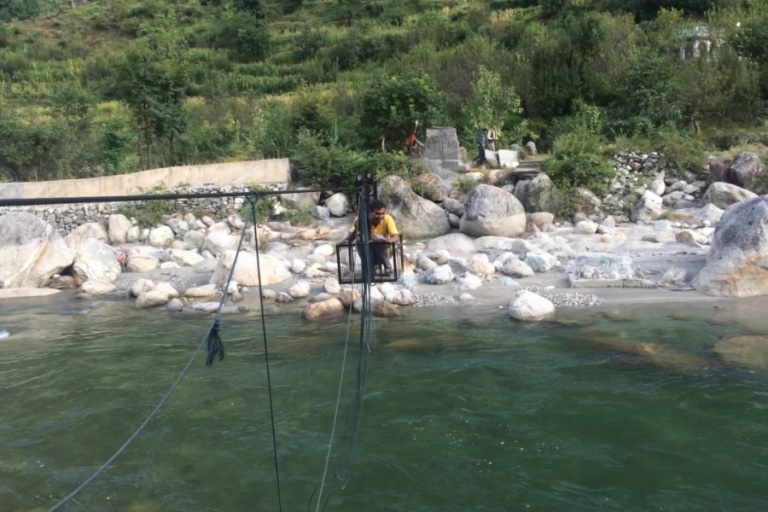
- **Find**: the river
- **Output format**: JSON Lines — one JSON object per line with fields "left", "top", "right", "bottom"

{"left": 1, "top": 296, "right": 768, "bottom": 511}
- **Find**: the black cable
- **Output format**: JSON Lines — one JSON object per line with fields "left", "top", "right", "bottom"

{"left": 249, "top": 196, "right": 284, "bottom": 512}
{"left": 334, "top": 185, "right": 375, "bottom": 488}
{"left": 0, "top": 187, "right": 347, "bottom": 208}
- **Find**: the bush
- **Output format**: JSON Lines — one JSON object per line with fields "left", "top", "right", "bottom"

{"left": 0, "top": 0, "right": 39, "bottom": 22}
{"left": 117, "top": 186, "right": 176, "bottom": 228}
{"left": 545, "top": 127, "right": 615, "bottom": 194}
{"left": 214, "top": 18, "right": 270, "bottom": 62}
{"left": 291, "top": 128, "right": 360, "bottom": 188}
{"left": 651, "top": 130, "right": 707, "bottom": 176}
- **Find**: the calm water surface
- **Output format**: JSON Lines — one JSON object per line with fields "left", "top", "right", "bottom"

{"left": 2, "top": 296, "right": 768, "bottom": 512}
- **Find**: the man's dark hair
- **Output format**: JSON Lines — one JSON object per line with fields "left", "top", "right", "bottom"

{"left": 482, "top": 128, "right": 488, "bottom": 132}
{"left": 369, "top": 199, "right": 386, "bottom": 212}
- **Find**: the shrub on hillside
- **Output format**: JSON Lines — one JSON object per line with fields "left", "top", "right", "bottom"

{"left": 545, "top": 128, "right": 615, "bottom": 195}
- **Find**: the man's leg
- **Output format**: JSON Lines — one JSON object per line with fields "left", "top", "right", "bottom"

{"left": 370, "top": 243, "right": 392, "bottom": 275}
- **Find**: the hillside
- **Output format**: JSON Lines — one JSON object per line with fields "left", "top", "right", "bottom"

{"left": 1, "top": 0, "right": 768, "bottom": 191}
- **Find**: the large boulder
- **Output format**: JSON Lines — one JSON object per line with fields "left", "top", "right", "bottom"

{"left": 0, "top": 213, "right": 76, "bottom": 288}
{"left": 508, "top": 291, "right": 555, "bottom": 321}
{"left": 210, "top": 250, "right": 291, "bottom": 287}
{"left": 727, "top": 152, "right": 766, "bottom": 192}
{"left": 695, "top": 196, "right": 768, "bottom": 297}
{"left": 379, "top": 176, "right": 450, "bottom": 240}
{"left": 460, "top": 185, "right": 526, "bottom": 238}
{"left": 413, "top": 173, "right": 448, "bottom": 202}
{"left": 526, "top": 174, "right": 560, "bottom": 213}
{"left": 108, "top": 214, "right": 133, "bottom": 245}
{"left": 702, "top": 182, "right": 757, "bottom": 210}
{"left": 73, "top": 237, "right": 121, "bottom": 284}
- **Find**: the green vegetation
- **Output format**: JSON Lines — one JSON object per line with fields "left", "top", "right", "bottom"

{"left": 455, "top": 176, "right": 481, "bottom": 195}
{"left": 1, "top": 0, "right": 768, "bottom": 192}
{"left": 116, "top": 185, "right": 176, "bottom": 228}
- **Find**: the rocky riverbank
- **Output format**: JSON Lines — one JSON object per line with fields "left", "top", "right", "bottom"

{"left": 1, "top": 149, "right": 767, "bottom": 324}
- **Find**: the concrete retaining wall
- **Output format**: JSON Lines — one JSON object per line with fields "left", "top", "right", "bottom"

{"left": 0, "top": 159, "right": 290, "bottom": 199}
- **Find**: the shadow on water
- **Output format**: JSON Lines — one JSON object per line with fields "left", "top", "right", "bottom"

{"left": 2, "top": 298, "right": 768, "bottom": 511}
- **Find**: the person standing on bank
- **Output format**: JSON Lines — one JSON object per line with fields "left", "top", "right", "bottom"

{"left": 475, "top": 128, "right": 488, "bottom": 166}
{"left": 487, "top": 125, "right": 498, "bottom": 152}
{"left": 346, "top": 199, "right": 400, "bottom": 276}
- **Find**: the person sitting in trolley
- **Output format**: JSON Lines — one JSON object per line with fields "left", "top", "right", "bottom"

{"left": 346, "top": 199, "right": 400, "bottom": 276}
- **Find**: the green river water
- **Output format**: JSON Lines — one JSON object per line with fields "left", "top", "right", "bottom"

{"left": 2, "top": 295, "right": 768, "bottom": 512}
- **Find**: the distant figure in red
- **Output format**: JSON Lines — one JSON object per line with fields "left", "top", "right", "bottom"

{"left": 405, "top": 120, "right": 424, "bottom": 155}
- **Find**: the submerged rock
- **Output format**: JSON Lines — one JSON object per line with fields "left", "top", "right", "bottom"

{"left": 303, "top": 298, "right": 346, "bottom": 321}
{"left": 713, "top": 335, "right": 768, "bottom": 371}
{"left": 0, "top": 288, "right": 61, "bottom": 299}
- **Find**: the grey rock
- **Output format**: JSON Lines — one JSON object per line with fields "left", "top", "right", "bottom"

{"left": 424, "top": 265, "right": 454, "bottom": 284}
{"left": 524, "top": 252, "right": 557, "bottom": 273}
{"left": 564, "top": 253, "right": 640, "bottom": 280}
{"left": 167, "top": 298, "right": 184, "bottom": 312}
{"left": 427, "top": 233, "right": 476, "bottom": 255}
{"left": 0, "top": 213, "right": 75, "bottom": 288}
{"left": 631, "top": 191, "right": 663, "bottom": 223}
{"left": 108, "top": 214, "right": 133, "bottom": 244}
{"left": 326, "top": 193, "right": 349, "bottom": 217}
{"left": 311, "top": 205, "right": 330, "bottom": 220}
{"left": 282, "top": 188, "right": 321, "bottom": 210}
{"left": 727, "top": 152, "right": 766, "bottom": 192}
{"left": 379, "top": 176, "right": 450, "bottom": 240}
{"left": 441, "top": 197, "right": 465, "bottom": 217}
{"left": 695, "top": 196, "right": 768, "bottom": 297}
{"left": 703, "top": 182, "right": 758, "bottom": 210}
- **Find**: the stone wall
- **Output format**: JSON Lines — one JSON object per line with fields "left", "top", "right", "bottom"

{"left": 0, "top": 159, "right": 289, "bottom": 199}
{"left": 0, "top": 183, "right": 286, "bottom": 236}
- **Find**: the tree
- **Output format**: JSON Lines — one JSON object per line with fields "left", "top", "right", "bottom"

{"left": 338, "top": 0, "right": 366, "bottom": 26}
{"left": 357, "top": 73, "right": 445, "bottom": 150}
{"left": 117, "top": 11, "right": 190, "bottom": 168}
{"left": 0, "top": 0, "right": 39, "bottom": 22}
{"left": 464, "top": 66, "right": 527, "bottom": 145}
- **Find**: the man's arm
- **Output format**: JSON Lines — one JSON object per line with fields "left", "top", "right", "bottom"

{"left": 386, "top": 216, "right": 400, "bottom": 243}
